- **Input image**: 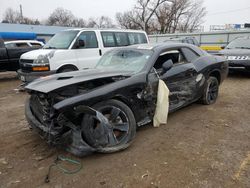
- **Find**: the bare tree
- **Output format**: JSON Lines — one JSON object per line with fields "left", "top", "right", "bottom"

{"left": 87, "top": 16, "right": 115, "bottom": 28}
{"left": 2, "top": 7, "right": 41, "bottom": 25}
{"left": 2, "top": 8, "right": 22, "bottom": 23}
{"left": 116, "top": 11, "right": 141, "bottom": 30}
{"left": 47, "top": 7, "right": 76, "bottom": 26}
{"left": 71, "top": 18, "right": 86, "bottom": 27}
{"left": 178, "top": 0, "right": 206, "bottom": 32}
{"left": 116, "top": 0, "right": 170, "bottom": 33}
{"left": 116, "top": 0, "right": 206, "bottom": 34}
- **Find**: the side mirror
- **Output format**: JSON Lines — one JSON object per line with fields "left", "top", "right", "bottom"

{"left": 75, "top": 39, "right": 85, "bottom": 48}
{"left": 162, "top": 59, "right": 173, "bottom": 73}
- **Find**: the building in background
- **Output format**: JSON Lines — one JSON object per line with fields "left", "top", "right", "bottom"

{"left": 210, "top": 23, "right": 250, "bottom": 31}
{"left": 0, "top": 23, "right": 74, "bottom": 43}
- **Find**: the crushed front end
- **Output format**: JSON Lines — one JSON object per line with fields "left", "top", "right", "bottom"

{"left": 25, "top": 92, "right": 97, "bottom": 156}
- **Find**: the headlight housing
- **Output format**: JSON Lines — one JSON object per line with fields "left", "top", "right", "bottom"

{"left": 33, "top": 55, "right": 49, "bottom": 64}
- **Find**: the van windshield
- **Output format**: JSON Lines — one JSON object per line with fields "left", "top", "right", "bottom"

{"left": 43, "top": 30, "right": 79, "bottom": 49}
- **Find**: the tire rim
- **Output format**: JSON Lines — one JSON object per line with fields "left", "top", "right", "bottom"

{"left": 207, "top": 80, "right": 218, "bottom": 103}
{"left": 84, "top": 105, "right": 130, "bottom": 147}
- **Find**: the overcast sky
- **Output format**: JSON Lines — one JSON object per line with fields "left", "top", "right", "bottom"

{"left": 0, "top": 0, "right": 250, "bottom": 30}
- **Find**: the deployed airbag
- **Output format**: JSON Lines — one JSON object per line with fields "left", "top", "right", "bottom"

{"left": 153, "top": 80, "right": 169, "bottom": 127}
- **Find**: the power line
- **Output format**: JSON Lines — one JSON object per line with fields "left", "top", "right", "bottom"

{"left": 208, "top": 6, "right": 250, "bottom": 16}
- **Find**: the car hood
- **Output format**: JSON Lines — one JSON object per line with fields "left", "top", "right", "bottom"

{"left": 25, "top": 69, "right": 133, "bottom": 93}
{"left": 20, "top": 49, "right": 57, "bottom": 60}
{"left": 219, "top": 49, "right": 250, "bottom": 56}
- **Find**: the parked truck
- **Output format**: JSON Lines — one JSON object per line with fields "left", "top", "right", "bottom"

{"left": 0, "top": 39, "right": 42, "bottom": 72}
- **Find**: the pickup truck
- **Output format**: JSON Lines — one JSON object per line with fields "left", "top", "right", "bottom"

{"left": 0, "top": 39, "right": 42, "bottom": 72}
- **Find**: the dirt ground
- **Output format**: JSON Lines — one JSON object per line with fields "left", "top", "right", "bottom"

{"left": 0, "top": 70, "right": 250, "bottom": 188}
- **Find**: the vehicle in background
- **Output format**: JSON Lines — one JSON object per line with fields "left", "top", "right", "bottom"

{"left": 18, "top": 29, "right": 149, "bottom": 83}
{"left": 219, "top": 37, "right": 250, "bottom": 71}
{"left": 4, "top": 40, "right": 44, "bottom": 48}
{"left": 25, "top": 43, "right": 228, "bottom": 156}
{"left": 164, "top": 36, "right": 200, "bottom": 46}
{"left": 164, "top": 36, "right": 222, "bottom": 54}
{"left": 0, "top": 39, "right": 43, "bottom": 72}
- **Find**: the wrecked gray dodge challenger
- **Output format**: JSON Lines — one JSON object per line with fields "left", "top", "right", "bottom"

{"left": 25, "top": 43, "right": 228, "bottom": 156}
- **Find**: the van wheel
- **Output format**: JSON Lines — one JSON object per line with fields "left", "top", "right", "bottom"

{"left": 201, "top": 76, "right": 219, "bottom": 105}
{"left": 82, "top": 99, "right": 136, "bottom": 153}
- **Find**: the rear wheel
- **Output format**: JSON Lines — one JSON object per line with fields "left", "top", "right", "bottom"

{"left": 82, "top": 99, "right": 136, "bottom": 153}
{"left": 201, "top": 76, "right": 219, "bottom": 105}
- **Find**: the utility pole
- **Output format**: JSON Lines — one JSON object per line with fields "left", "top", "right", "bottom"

{"left": 20, "top": 4, "right": 23, "bottom": 23}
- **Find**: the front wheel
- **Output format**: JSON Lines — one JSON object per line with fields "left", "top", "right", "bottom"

{"left": 201, "top": 76, "right": 219, "bottom": 105}
{"left": 82, "top": 99, "right": 136, "bottom": 153}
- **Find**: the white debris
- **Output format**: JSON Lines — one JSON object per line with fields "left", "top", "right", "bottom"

{"left": 153, "top": 80, "right": 169, "bottom": 127}
{"left": 0, "top": 158, "right": 8, "bottom": 165}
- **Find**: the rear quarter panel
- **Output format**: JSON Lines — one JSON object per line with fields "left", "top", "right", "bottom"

{"left": 194, "top": 55, "right": 228, "bottom": 83}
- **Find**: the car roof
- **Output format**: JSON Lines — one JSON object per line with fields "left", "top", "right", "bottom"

{"left": 166, "top": 36, "right": 195, "bottom": 40}
{"left": 4, "top": 40, "right": 43, "bottom": 44}
{"left": 63, "top": 28, "right": 147, "bottom": 33}
{"left": 124, "top": 42, "right": 199, "bottom": 51}
{"left": 107, "top": 42, "right": 206, "bottom": 56}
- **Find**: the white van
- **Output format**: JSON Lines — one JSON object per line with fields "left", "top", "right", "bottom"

{"left": 18, "top": 29, "right": 149, "bottom": 82}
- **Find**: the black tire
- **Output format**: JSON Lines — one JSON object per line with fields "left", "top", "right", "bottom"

{"left": 82, "top": 99, "right": 136, "bottom": 153}
{"left": 201, "top": 76, "right": 219, "bottom": 105}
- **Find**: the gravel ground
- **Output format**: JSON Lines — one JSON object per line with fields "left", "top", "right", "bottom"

{"left": 0, "top": 70, "right": 250, "bottom": 188}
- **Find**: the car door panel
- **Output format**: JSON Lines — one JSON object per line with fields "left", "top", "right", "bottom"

{"left": 74, "top": 31, "right": 101, "bottom": 69}
{"left": 161, "top": 63, "right": 198, "bottom": 111}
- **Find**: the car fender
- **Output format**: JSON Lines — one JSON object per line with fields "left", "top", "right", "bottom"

{"left": 53, "top": 72, "right": 147, "bottom": 112}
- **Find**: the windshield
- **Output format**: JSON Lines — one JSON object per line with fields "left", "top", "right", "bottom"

{"left": 43, "top": 30, "right": 79, "bottom": 49}
{"left": 226, "top": 38, "right": 250, "bottom": 49}
{"left": 96, "top": 49, "right": 153, "bottom": 73}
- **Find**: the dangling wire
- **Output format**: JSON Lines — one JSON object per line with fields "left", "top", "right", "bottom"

{"left": 44, "top": 155, "right": 82, "bottom": 183}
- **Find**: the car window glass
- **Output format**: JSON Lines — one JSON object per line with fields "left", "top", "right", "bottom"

{"left": 187, "top": 39, "right": 194, "bottom": 45}
{"left": 44, "top": 30, "right": 79, "bottom": 49}
{"left": 128, "top": 33, "right": 147, "bottom": 45}
{"left": 193, "top": 39, "right": 199, "bottom": 46}
{"left": 96, "top": 49, "right": 152, "bottom": 73}
{"left": 154, "top": 49, "right": 186, "bottom": 71}
{"left": 101, "top": 32, "right": 116, "bottom": 47}
{"left": 5, "top": 43, "right": 17, "bottom": 48}
{"left": 16, "top": 43, "right": 30, "bottom": 48}
{"left": 78, "top": 31, "right": 98, "bottom": 48}
{"left": 30, "top": 43, "right": 42, "bottom": 47}
{"left": 181, "top": 47, "right": 200, "bottom": 62}
{"left": 114, "top": 32, "right": 129, "bottom": 46}
{"left": 226, "top": 38, "right": 250, "bottom": 49}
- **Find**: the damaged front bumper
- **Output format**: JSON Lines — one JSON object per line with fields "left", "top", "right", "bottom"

{"left": 25, "top": 100, "right": 99, "bottom": 156}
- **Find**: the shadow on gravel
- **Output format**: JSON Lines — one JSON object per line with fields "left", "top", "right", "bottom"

{"left": 228, "top": 69, "right": 250, "bottom": 79}
{"left": 0, "top": 71, "right": 18, "bottom": 81}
